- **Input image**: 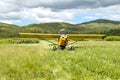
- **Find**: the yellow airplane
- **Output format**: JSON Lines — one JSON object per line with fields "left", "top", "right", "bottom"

{"left": 19, "top": 29, "right": 106, "bottom": 51}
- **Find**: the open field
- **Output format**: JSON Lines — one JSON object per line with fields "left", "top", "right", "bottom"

{"left": 0, "top": 41, "right": 120, "bottom": 80}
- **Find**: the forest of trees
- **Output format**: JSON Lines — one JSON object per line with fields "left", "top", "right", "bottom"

{"left": 101, "top": 29, "right": 120, "bottom": 36}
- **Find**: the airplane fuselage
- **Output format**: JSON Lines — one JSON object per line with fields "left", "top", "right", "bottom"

{"left": 58, "top": 34, "right": 68, "bottom": 49}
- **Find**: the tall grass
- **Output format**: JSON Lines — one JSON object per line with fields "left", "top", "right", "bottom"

{"left": 0, "top": 41, "right": 120, "bottom": 80}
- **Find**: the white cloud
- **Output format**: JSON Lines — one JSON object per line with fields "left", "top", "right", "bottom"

{"left": 0, "top": 20, "right": 20, "bottom": 24}
{"left": 0, "top": 20, "right": 13, "bottom": 24}
{"left": 9, "top": 7, "right": 76, "bottom": 23}
{"left": 0, "top": 0, "right": 120, "bottom": 25}
{"left": 84, "top": 5, "right": 120, "bottom": 20}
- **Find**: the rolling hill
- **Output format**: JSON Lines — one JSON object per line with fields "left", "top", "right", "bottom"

{"left": 0, "top": 19, "right": 120, "bottom": 38}
{"left": 76, "top": 19, "right": 120, "bottom": 34}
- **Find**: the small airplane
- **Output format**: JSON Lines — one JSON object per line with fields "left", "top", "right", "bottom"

{"left": 19, "top": 29, "right": 106, "bottom": 51}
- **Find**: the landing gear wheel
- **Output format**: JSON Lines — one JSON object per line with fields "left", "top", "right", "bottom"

{"left": 60, "top": 46, "right": 65, "bottom": 50}
{"left": 52, "top": 46, "right": 57, "bottom": 51}
{"left": 69, "top": 46, "right": 75, "bottom": 51}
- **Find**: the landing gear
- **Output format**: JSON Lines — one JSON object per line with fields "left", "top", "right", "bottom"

{"left": 52, "top": 46, "right": 57, "bottom": 51}
{"left": 52, "top": 46, "right": 66, "bottom": 51}
{"left": 69, "top": 46, "right": 75, "bottom": 51}
{"left": 60, "top": 46, "right": 65, "bottom": 50}
{"left": 67, "top": 46, "right": 75, "bottom": 51}
{"left": 52, "top": 46, "right": 74, "bottom": 51}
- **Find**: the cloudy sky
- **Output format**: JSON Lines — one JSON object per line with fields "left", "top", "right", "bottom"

{"left": 0, "top": 0, "right": 120, "bottom": 26}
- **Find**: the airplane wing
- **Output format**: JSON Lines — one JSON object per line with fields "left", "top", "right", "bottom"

{"left": 19, "top": 33, "right": 60, "bottom": 38}
{"left": 19, "top": 33, "right": 105, "bottom": 39}
{"left": 67, "top": 34, "right": 106, "bottom": 39}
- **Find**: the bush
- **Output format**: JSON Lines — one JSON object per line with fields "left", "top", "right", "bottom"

{"left": 0, "top": 38, "right": 39, "bottom": 44}
{"left": 0, "top": 39, "right": 8, "bottom": 44}
{"left": 9, "top": 38, "right": 39, "bottom": 44}
{"left": 104, "top": 36, "right": 120, "bottom": 41}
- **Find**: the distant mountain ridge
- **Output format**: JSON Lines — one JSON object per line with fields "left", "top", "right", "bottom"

{"left": 81, "top": 19, "right": 120, "bottom": 24}
{"left": 0, "top": 19, "right": 120, "bottom": 27}
{"left": 0, "top": 19, "right": 120, "bottom": 38}
{"left": 0, "top": 22, "right": 18, "bottom": 28}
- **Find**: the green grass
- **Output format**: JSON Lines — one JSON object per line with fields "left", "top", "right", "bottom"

{"left": 0, "top": 41, "right": 120, "bottom": 80}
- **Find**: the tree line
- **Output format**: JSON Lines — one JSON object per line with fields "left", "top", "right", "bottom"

{"left": 0, "top": 28, "right": 120, "bottom": 38}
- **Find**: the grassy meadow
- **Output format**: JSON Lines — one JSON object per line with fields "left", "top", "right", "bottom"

{"left": 0, "top": 40, "right": 120, "bottom": 80}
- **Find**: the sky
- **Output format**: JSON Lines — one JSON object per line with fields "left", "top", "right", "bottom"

{"left": 0, "top": 0, "right": 120, "bottom": 26}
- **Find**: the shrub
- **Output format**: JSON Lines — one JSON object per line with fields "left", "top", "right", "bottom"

{"left": 104, "top": 36, "right": 120, "bottom": 41}
{"left": 9, "top": 38, "right": 39, "bottom": 44}
{"left": 0, "top": 39, "right": 8, "bottom": 44}
{"left": 0, "top": 38, "right": 39, "bottom": 44}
